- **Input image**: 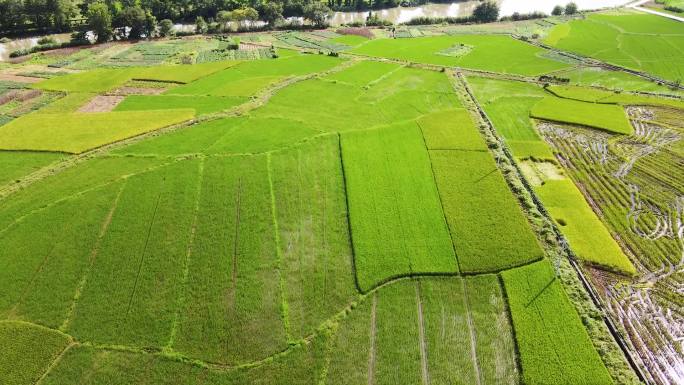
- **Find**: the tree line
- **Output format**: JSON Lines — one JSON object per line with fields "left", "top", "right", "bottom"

{"left": 0, "top": 0, "right": 336, "bottom": 35}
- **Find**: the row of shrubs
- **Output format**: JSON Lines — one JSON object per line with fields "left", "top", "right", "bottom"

{"left": 9, "top": 33, "right": 89, "bottom": 58}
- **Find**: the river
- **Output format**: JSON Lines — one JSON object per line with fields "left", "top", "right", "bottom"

{"left": 331, "top": 0, "right": 632, "bottom": 25}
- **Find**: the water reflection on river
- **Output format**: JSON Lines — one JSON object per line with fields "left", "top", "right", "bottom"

{"left": 330, "top": 0, "right": 631, "bottom": 26}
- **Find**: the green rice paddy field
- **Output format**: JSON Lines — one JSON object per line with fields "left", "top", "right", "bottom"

{"left": 1, "top": 8, "right": 683, "bottom": 385}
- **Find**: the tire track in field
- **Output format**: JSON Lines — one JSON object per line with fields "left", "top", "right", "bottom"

{"left": 461, "top": 278, "right": 483, "bottom": 385}
{"left": 415, "top": 281, "right": 431, "bottom": 385}
{"left": 367, "top": 293, "right": 378, "bottom": 385}
{"left": 125, "top": 189, "right": 162, "bottom": 319}
{"left": 166, "top": 159, "right": 204, "bottom": 349}
{"left": 230, "top": 177, "right": 243, "bottom": 310}
{"left": 7, "top": 244, "right": 57, "bottom": 319}
{"left": 60, "top": 181, "right": 126, "bottom": 332}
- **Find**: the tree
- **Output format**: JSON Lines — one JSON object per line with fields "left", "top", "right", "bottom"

{"left": 261, "top": 1, "right": 283, "bottom": 26}
{"left": 0, "top": 0, "right": 27, "bottom": 31}
{"left": 217, "top": 10, "right": 233, "bottom": 31}
{"left": 565, "top": 2, "right": 578, "bottom": 15}
{"left": 144, "top": 10, "right": 157, "bottom": 37}
{"left": 230, "top": 7, "right": 258, "bottom": 29}
{"left": 47, "top": 0, "right": 77, "bottom": 31}
{"left": 158, "top": 18, "right": 174, "bottom": 36}
{"left": 121, "top": 6, "right": 146, "bottom": 39}
{"left": 195, "top": 15, "right": 208, "bottom": 33}
{"left": 87, "top": 1, "right": 112, "bottom": 42}
{"left": 303, "top": 2, "right": 331, "bottom": 27}
{"left": 552, "top": 5, "right": 563, "bottom": 16}
{"left": 473, "top": 1, "right": 499, "bottom": 23}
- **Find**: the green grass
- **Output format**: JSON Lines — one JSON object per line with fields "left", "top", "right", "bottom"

{"left": 68, "top": 161, "right": 200, "bottom": 348}
{"left": 114, "top": 94, "right": 246, "bottom": 115}
{"left": 0, "top": 109, "right": 195, "bottom": 153}
{"left": 351, "top": 35, "right": 569, "bottom": 76}
{"left": 535, "top": 180, "right": 636, "bottom": 274}
{"left": 168, "top": 55, "right": 343, "bottom": 97}
{"left": 546, "top": 13, "right": 684, "bottom": 81}
{"left": 431, "top": 150, "right": 544, "bottom": 273}
{"left": 502, "top": 260, "right": 614, "bottom": 385}
{"left": 0, "top": 151, "right": 63, "bottom": 186}
{"left": 531, "top": 97, "right": 633, "bottom": 135}
{"left": 173, "top": 155, "right": 287, "bottom": 364}
{"left": 417, "top": 109, "right": 487, "bottom": 151}
{"left": 341, "top": 123, "right": 457, "bottom": 292}
{"left": 34, "top": 62, "right": 238, "bottom": 93}
{"left": 270, "top": 135, "right": 357, "bottom": 338}
{"left": 0, "top": 321, "right": 71, "bottom": 385}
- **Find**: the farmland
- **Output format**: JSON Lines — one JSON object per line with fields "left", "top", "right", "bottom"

{"left": 0, "top": 6, "right": 682, "bottom": 385}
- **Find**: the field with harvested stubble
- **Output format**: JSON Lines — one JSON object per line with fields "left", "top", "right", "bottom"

{"left": 3, "top": 9, "right": 683, "bottom": 385}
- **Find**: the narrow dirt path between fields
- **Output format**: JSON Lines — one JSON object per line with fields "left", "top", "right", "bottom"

{"left": 415, "top": 282, "right": 431, "bottom": 385}
{"left": 367, "top": 293, "right": 378, "bottom": 385}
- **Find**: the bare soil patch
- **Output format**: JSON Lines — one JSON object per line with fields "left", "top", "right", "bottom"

{"left": 0, "top": 74, "right": 43, "bottom": 83}
{"left": 78, "top": 95, "right": 125, "bottom": 113}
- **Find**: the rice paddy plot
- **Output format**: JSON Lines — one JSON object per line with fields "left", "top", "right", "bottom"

{"left": 341, "top": 122, "right": 457, "bottom": 292}
{"left": 0, "top": 156, "right": 166, "bottom": 232}
{"left": 430, "top": 150, "right": 544, "bottom": 273}
{"left": 0, "top": 151, "right": 63, "bottom": 186}
{"left": 467, "top": 76, "right": 554, "bottom": 160}
{"left": 550, "top": 67, "right": 684, "bottom": 96}
{"left": 417, "top": 109, "right": 487, "bottom": 151}
{"left": 531, "top": 97, "right": 633, "bottom": 135}
{"left": 173, "top": 155, "right": 287, "bottom": 365}
{"left": 0, "top": 109, "right": 195, "bottom": 153}
{"left": 0, "top": 321, "right": 71, "bottom": 385}
{"left": 351, "top": 35, "right": 570, "bottom": 76}
{"left": 0, "top": 185, "right": 121, "bottom": 328}
{"left": 255, "top": 65, "right": 459, "bottom": 133}
{"left": 114, "top": 94, "right": 246, "bottom": 115}
{"left": 36, "top": 92, "right": 94, "bottom": 113}
{"left": 546, "top": 85, "right": 684, "bottom": 110}
{"left": 67, "top": 160, "right": 200, "bottom": 348}
{"left": 502, "top": 260, "right": 614, "bottom": 385}
{"left": 546, "top": 13, "right": 684, "bottom": 81}
{"left": 41, "top": 334, "right": 327, "bottom": 385}
{"left": 168, "top": 55, "right": 343, "bottom": 97}
{"left": 323, "top": 60, "right": 401, "bottom": 88}
{"left": 326, "top": 276, "right": 517, "bottom": 385}
{"left": 34, "top": 61, "right": 238, "bottom": 93}
{"left": 270, "top": 135, "right": 357, "bottom": 338}
{"left": 534, "top": 179, "right": 636, "bottom": 274}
